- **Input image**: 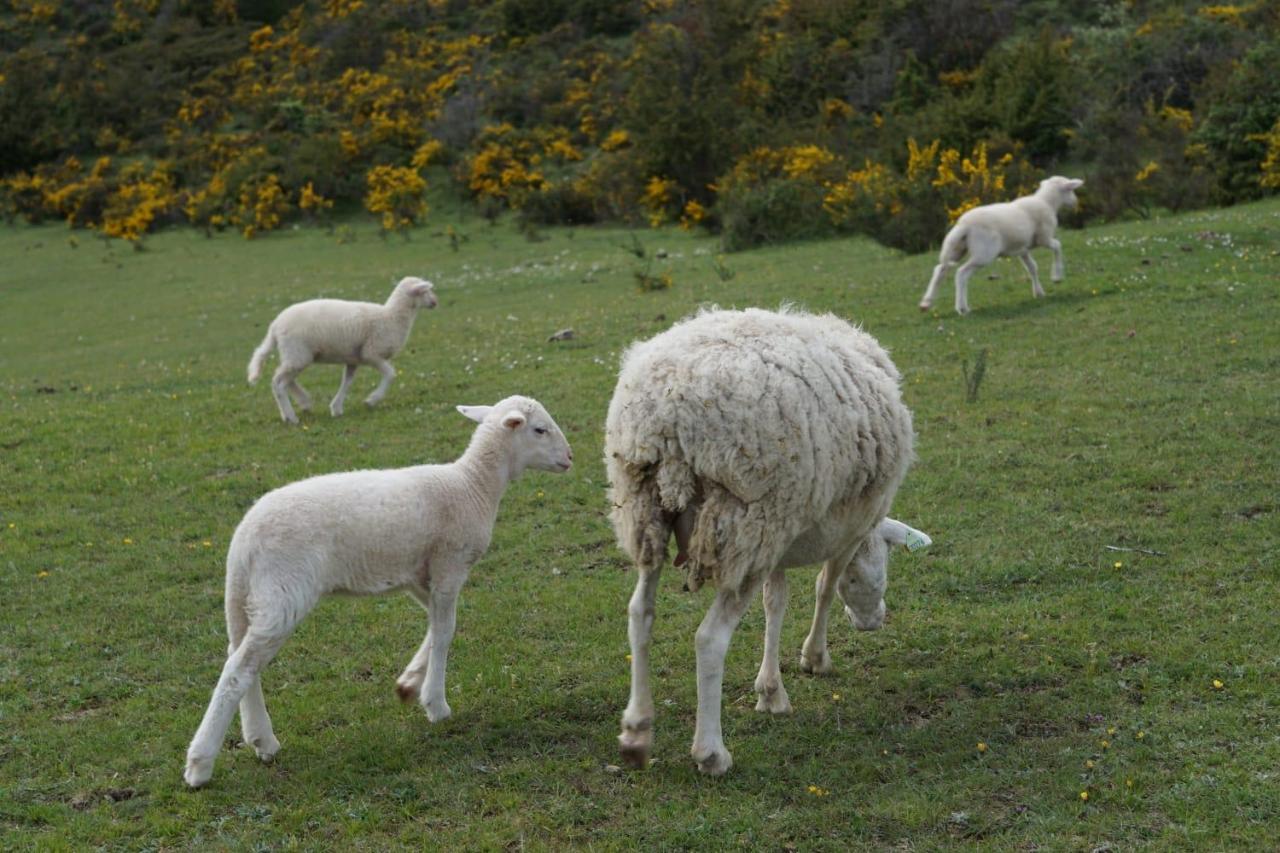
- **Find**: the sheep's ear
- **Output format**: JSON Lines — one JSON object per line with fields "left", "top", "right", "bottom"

{"left": 1067, "top": 178, "right": 1084, "bottom": 189}
{"left": 877, "top": 518, "right": 910, "bottom": 546}
{"left": 500, "top": 411, "right": 527, "bottom": 430}
{"left": 457, "top": 405, "right": 490, "bottom": 423}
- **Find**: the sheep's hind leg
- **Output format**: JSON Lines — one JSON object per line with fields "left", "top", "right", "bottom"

{"left": 364, "top": 358, "right": 395, "bottom": 407}
{"left": 619, "top": 566, "right": 662, "bottom": 768}
{"left": 691, "top": 574, "right": 764, "bottom": 775}
{"left": 753, "top": 567, "right": 792, "bottom": 714}
{"left": 1018, "top": 252, "right": 1046, "bottom": 299}
{"left": 799, "top": 559, "right": 844, "bottom": 674}
{"left": 330, "top": 364, "right": 357, "bottom": 417}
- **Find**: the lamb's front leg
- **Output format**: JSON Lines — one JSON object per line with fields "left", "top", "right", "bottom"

{"left": 330, "top": 364, "right": 358, "bottom": 417}
{"left": 364, "top": 358, "right": 395, "bottom": 407}
{"left": 1048, "top": 237, "right": 1065, "bottom": 282}
{"left": 417, "top": 581, "right": 461, "bottom": 722}
{"left": 396, "top": 587, "right": 432, "bottom": 702}
{"left": 691, "top": 575, "right": 763, "bottom": 775}
{"left": 753, "top": 567, "right": 791, "bottom": 714}
{"left": 619, "top": 566, "right": 661, "bottom": 768}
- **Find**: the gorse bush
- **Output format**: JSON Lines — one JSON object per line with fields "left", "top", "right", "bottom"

{"left": 1, "top": 0, "right": 1277, "bottom": 248}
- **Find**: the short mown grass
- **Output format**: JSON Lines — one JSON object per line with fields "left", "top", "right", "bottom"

{"left": 2, "top": 203, "right": 1277, "bottom": 849}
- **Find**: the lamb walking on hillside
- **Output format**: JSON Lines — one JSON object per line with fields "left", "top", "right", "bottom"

{"left": 919, "top": 176, "right": 1084, "bottom": 315}
{"left": 247, "top": 275, "right": 438, "bottom": 423}
{"left": 605, "top": 307, "right": 916, "bottom": 775}
{"left": 183, "top": 396, "right": 573, "bottom": 788}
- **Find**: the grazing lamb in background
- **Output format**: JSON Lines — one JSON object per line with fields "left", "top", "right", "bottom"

{"left": 183, "top": 396, "right": 573, "bottom": 788}
{"left": 919, "top": 176, "right": 1084, "bottom": 315}
{"left": 247, "top": 275, "right": 438, "bottom": 423}
{"left": 605, "top": 307, "right": 915, "bottom": 775}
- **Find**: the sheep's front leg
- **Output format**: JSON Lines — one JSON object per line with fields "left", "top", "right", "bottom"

{"left": 1048, "top": 238, "right": 1065, "bottom": 282}
{"left": 800, "top": 559, "right": 841, "bottom": 674}
{"left": 619, "top": 566, "right": 661, "bottom": 768}
{"left": 691, "top": 576, "right": 763, "bottom": 775}
{"left": 753, "top": 567, "right": 792, "bottom": 714}
{"left": 364, "top": 358, "right": 395, "bottom": 407}
{"left": 418, "top": 580, "right": 462, "bottom": 723}
{"left": 330, "top": 364, "right": 358, "bottom": 417}
{"left": 1018, "top": 252, "right": 1046, "bottom": 299}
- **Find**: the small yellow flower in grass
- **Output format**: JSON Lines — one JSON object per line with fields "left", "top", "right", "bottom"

{"left": 1107, "top": 726, "right": 1117, "bottom": 736}
{"left": 807, "top": 784, "right": 829, "bottom": 797}
{"left": 7, "top": 522, "right": 14, "bottom": 529}
{"left": 1212, "top": 679, "right": 1224, "bottom": 690}
{"left": 1136, "top": 730, "right": 1145, "bottom": 740}
{"left": 625, "top": 653, "right": 632, "bottom": 663}
{"left": 536, "top": 490, "right": 545, "bottom": 499}
{"left": 202, "top": 540, "right": 213, "bottom": 548}
{"left": 1080, "top": 790, "right": 1089, "bottom": 801}
{"left": 1085, "top": 759, "right": 1094, "bottom": 769}
{"left": 976, "top": 742, "right": 987, "bottom": 753}
{"left": 1114, "top": 561, "right": 1123, "bottom": 569}
{"left": 1126, "top": 778, "right": 1134, "bottom": 788}
{"left": 301, "top": 425, "right": 309, "bottom": 431}
{"left": 832, "top": 692, "right": 842, "bottom": 702}
{"left": 37, "top": 570, "right": 50, "bottom": 578}
{"left": 1099, "top": 739, "right": 1110, "bottom": 750}
{"left": 123, "top": 537, "right": 133, "bottom": 545}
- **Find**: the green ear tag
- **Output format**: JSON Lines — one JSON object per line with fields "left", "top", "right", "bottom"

{"left": 904, "top": 528, "right": 932, "bottom": 552}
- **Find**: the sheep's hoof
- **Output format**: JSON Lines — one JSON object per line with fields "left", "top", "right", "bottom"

{"left": 753, "top": 684, "right": 793, "bottom": 715}
{"left": 847, "top": 600, "right": 886, "bottom": 632}
{"left": 247, "top": 733, "right": 280, "bottom": 763}
{"left": 799, "top": 647, "right": 832, "bottom": 675}
{"left": 183, "top": 755, "right": 215, "bottom": 789}
{"left": 422, "top": 699, "right": 452, "bottom": 723}
{"left": 691, "top": 745, "right": 733, "bottom": 776}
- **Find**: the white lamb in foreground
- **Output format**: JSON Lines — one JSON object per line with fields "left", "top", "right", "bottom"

{"left": 919, "top": 176, "right": 1084, "bottom": 315}
{"left": 247, "top": 275, "right": 439, "bottom": 423}
{"left": 183, "top": 396, "right": 573, "bottom": 788}
{"left": 605, "top": 307, "right": 917, "bottom": 775}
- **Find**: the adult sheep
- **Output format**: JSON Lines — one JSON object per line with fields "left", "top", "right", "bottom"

{"left": 605, "top": 307, "right": 915, "bottom": 775}
{"left": 919, "top": 176, "right": 1084, "bottom": 315}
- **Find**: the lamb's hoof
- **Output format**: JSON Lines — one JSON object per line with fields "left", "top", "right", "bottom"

{"left": 692, "top": 745, "right": 733, "bottom": 776}
{"left": 799, "top": 647, "right": 832, "bottom": 675}
{"left": 183, "top": 755, "right": 215, "bottom": 789}
{"left": 395, "top": 675, "right": 422, "bottom": 703}
{"left": 422, "top": 699, "right": 452, "bottom": 723}
{"left": 848, "top": 600, "right": 886, "bottom": 632}
{"left": 363, "top": 396, "right": 383, "bottom": 408}
{"left": 247, "top": 733, "right": 280, "bottom": 763}
{"left": 329, "top": 405, "right": 344, "bottom": 417}
{"left": 918, "top": 303, "right": 931, "bottom": 312}
{"left": 281, "top": 414, "right": 299, "bottom": 426}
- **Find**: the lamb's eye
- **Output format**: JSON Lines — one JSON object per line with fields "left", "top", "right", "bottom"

{"left": 534, "top": 427, "right": 548, "bottom": 435}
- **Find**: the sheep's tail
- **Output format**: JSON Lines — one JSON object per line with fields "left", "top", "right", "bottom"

{"left": 246, "top": 326, "right": 275, "bottom": 384}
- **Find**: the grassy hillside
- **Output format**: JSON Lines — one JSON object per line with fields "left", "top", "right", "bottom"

{"left": 1, "top": 201, "right": 1277, "bottom": 848}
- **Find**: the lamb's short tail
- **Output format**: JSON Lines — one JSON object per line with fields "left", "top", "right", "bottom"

{"left": 937, "top": 221, "right": 969, "bottom": 266}
{"left": 247, "top": 327, "right": 275, "bottom": 384}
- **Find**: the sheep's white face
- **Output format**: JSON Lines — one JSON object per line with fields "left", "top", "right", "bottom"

{"left": 457, "top": 397, "right": 573, "bottom": 474}
{"left": 400, "top": 276, "right": 439, "bottom": 310}
{"left": 1042, "top": 176, "right": 1084, "bottom": 210}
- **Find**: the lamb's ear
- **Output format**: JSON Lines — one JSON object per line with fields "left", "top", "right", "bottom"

{"left": 409, "top": 278, "right": 434, "bottom": 296}
{"left": 500, "top": 410, "right": 527, "bottom": 430}
{"left": 1067, "top": 178, "right": 1084, "bottom": 189}
{"left": 456, "top": 405, "right": 490, "bottom": 423}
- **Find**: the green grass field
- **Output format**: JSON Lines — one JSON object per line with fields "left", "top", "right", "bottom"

{"left": 2, "top": 201, "right": 1277, "bottom": 850}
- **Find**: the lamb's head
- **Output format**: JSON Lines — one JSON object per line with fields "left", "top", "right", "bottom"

{"left": 456, "top": 395, "right": 573, "bottom": 476}
{"left": 838, "top": 518, "right": 931, "bottom": 632}
{"left": 1038, "top": 176, "right": 1084, "bottom": 210}
{"left": 394, "top": 276, "right": 439, "bottom": 310}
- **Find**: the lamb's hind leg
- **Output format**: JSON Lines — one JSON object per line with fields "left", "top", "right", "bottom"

{"left": 395, "top": 586, "right": 433, "bottom": 702}
{"left": 691, "top": 574, "right": 765, "bottom": 775}
{"left": 619, "top": 565, "right": 662, "bottom": 768}
{"left": 270, "top": 366, "right": 301, "bottom": 424}
{"left": 1048, "top": 237, "right": 1065, "bottom": 282}
{"left": 753, "top": 567, "right": 791, "bottom": 714}
{"left": 919, "top": 262, "right": 953, "bottom": 311}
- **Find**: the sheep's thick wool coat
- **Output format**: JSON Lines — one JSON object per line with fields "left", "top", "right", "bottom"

{"left": 606, "top": 307, "right": 913, "bottom": 593}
